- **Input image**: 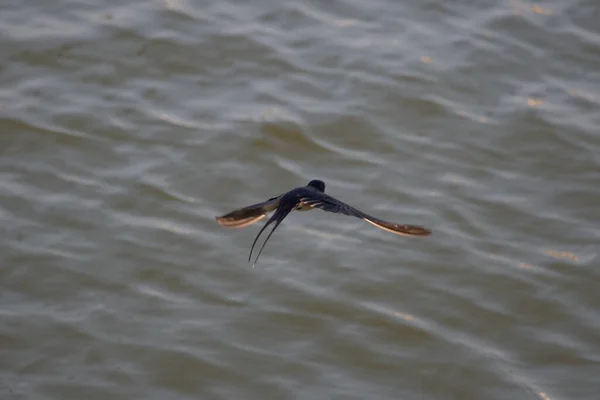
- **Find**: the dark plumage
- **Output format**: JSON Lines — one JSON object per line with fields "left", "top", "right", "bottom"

{"left": 216, "top": 180, "right": 431, "bottom": 264}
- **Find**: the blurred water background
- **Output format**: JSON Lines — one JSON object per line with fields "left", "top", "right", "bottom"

{"left": 1, "top": 0, "right": 600, "bottom": 399}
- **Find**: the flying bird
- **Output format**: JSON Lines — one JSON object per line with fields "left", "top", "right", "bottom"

{"left": 216, "top": 180, "right": 431, "bottom": 264}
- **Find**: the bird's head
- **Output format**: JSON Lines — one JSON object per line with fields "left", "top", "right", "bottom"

{"left": 307, "top": 180, "right": 325, "bottom": 192}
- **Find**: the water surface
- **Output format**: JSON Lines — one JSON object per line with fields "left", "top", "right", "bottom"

{"left": 1, "top": 0, "right": 600, "bottom": 399}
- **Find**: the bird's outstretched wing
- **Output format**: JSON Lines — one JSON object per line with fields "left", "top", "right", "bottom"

{"left": 215, "top": 196, "right": 280, "bottom": 228}
{"left": 299, "top": 192, "right": 431, "bottom": 236}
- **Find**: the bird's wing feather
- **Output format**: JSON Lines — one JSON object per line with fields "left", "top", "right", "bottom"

{"left": 215, "top": 196, "right": 280, "bottom": 228}
{"left": 300, "top": 193, "right": 431, "bottom": 236}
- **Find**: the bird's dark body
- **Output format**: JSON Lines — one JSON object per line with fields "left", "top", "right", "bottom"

{"left": 216, "top": 179, "right": 430, "bottom": 264}
{"left": 290, "top": 183, "right": 324, "bottom": 210}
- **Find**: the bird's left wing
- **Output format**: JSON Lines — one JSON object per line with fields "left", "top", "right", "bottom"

{"left": 215, "top": 196, "right": 281, "bottom": 228}
{"left": 300, "top": 192, "right": 431, "bottom": 236}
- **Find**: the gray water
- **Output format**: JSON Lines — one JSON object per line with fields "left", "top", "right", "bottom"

{"left": 1, "top": 0, "right": 600, "bottom": 399}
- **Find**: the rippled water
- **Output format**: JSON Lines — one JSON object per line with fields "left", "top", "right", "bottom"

{"left": 2, "top": 0, "right": 600, "bottom": 399}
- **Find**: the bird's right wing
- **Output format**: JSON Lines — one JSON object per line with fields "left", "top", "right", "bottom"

{"left": 300, "top": 192, "right": 431, "bottom": 236}
{"left": 215, "top": 196, "right": 281, "bottom": 228}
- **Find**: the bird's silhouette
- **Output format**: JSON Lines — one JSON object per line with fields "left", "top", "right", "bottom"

{"left": 216, "top": 180, "right": 431, "bottom": 264}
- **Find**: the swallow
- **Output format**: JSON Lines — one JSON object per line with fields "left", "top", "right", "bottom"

{"left": 216, "top": 180, "right": 431, "bottom": 264}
